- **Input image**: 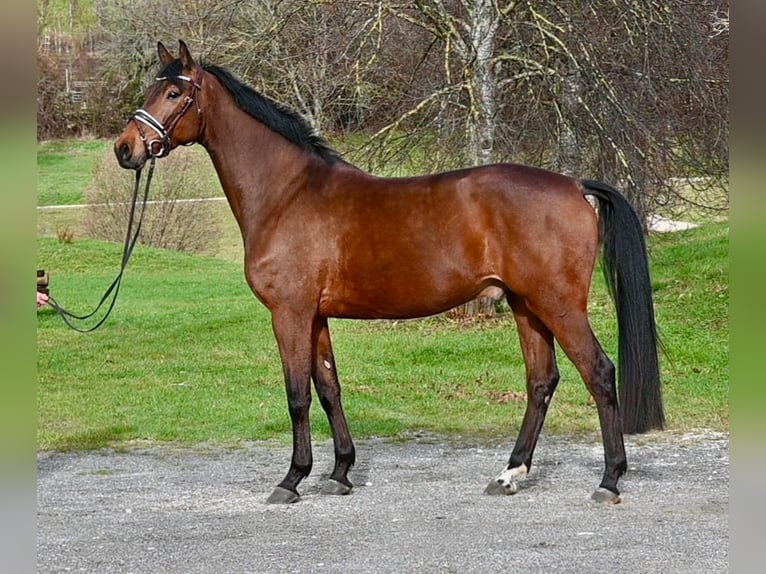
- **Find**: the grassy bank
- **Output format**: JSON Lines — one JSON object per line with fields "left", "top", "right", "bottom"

{"left": 36, "top": 223, "right": 728, "bottom": 451}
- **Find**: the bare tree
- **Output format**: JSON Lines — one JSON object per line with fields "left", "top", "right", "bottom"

{"left": 398, "top": 0, "right": 518, "bottom": 167}
{"left": 358, "top": 0, "right": 509, "bottom": 173}
{"left": 556, "top": 1, "right": 728, "bottom": 218}
{"left": 227, "top": 1, "right": 386, "bottom": 132}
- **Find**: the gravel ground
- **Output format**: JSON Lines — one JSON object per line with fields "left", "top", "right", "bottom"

{"left": 37, "top": 431, "right": 728, "bottom": 573}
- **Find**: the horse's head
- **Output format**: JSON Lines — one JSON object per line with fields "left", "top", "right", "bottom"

{"left": 115, "top": 40, "right": 204, "bottom": 170}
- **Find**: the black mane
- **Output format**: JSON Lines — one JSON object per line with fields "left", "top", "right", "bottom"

{"left": 197, "top": 63, "right": 344, "bottom": 164}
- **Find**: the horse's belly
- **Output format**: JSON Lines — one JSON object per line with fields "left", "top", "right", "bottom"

{"left": 318, "top": 275, "right": 504, "bottom": 320}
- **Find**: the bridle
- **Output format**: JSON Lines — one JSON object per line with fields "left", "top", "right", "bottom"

{"left": 131, "top": 67, "right": 204, "bottom": 158}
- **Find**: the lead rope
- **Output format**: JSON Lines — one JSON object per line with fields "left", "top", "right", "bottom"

{"left": 47, "top": 157, "right": 156, "bottom": 332}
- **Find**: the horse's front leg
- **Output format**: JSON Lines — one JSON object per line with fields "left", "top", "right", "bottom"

{"left": 312, "top": 317, "right": 355, "bottom": 495}
{"left": 266, "top": 310, "right": 315, "bottom": 504}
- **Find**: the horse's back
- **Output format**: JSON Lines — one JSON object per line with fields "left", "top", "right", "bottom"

{"left": 335, "top": 162, "right": 599, "bottom": 273}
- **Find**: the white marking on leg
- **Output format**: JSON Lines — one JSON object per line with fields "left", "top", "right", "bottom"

{"left": 494, "top": 463, "right": 528, "bottom": 494}
{"left": 323, "top": 359, "right": 332, "bottom": 370}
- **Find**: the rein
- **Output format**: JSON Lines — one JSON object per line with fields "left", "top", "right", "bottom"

{"left": 47, "top": 158, "right": 155, "bottom": 332}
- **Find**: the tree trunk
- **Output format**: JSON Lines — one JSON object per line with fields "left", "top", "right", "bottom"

{"left": 467, "top": 0, "right": 499, "bottom": 167}
{"left": 455, "top": 0, "right": 500, "bottom": 319}
{"left": 558, "top": 70, "right": 582, "bottom": 177}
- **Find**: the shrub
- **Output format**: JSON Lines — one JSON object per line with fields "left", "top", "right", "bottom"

{"left": 83, "top": 147, "right": 223, "bottom": 256}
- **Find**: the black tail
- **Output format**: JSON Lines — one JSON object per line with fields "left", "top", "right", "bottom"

{"left": 582, "top": 180, "right": 665, "bottom": 433}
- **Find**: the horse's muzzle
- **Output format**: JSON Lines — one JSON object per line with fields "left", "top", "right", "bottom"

{"left": 114, "top": 140, "right": 146, "bottom": 170}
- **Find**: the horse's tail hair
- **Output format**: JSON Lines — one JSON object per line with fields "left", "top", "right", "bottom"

{"left": 582, "top": 180, "right": 665, "bottom": 434}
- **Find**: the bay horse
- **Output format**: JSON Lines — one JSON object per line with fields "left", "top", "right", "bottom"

{"left": 115, "top": 40, "right": 664, "bottom": 505}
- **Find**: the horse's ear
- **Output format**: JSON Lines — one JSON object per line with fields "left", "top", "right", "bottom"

{"left": 157, "top": 42, "right": 175, "bottom": 66}
{"left": 178, "top": 40, "right": 197, "bottom": 70}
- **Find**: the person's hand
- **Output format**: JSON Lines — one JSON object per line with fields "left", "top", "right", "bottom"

{"left": 37, "top": 291, "right": 49, "bottom": 308}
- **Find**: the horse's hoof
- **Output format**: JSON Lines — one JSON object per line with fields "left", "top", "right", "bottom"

{"left": 591, "top": 487, "right": 621, "bottom": 505}
{"left": 321, "top": 479, "right": 352, "bottom": 496}
{"left": 484, "top": 479, "right": 517, "bottom": 496}
{"left": 266, "top": 486, "right": 300, "bottom": 504}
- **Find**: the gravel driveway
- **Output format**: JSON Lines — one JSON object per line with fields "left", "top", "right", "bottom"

{"left": 37, "top": 431, "right": 728, "bottom": 573}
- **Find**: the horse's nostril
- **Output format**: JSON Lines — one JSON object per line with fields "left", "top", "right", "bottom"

{"left": 115, "top": 142, "right": 135, "bottom": 168}
{"left": 119, "top": 143, "right": 131, "bottom": 161}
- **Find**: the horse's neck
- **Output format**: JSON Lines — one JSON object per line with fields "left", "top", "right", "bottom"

{"left": 200, "top": 100, "right": 311, "bottom": 238}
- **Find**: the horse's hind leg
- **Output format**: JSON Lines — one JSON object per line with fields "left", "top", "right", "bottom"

{"left": 311, "top": 317, "right": 356, "bottom": 495}
{"left": 539, "top": 309, "right": 626, "bottom": 503}
{"left": 485, "top": 295, "right": 560, "bottom": 496}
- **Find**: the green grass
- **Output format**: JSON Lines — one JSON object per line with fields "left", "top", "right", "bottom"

{"left": 37, "top": 139, "right": 113, "bottom": 206}
{"left": 37, "top": 224, "right": 728, "bottom": 451}
{"left": 649, "top": 225, "right": 729, "bottom": 429}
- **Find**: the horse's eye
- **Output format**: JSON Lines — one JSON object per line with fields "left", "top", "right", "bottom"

{"left": 168, "top": 90, "right": 181, "bottom": 100}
